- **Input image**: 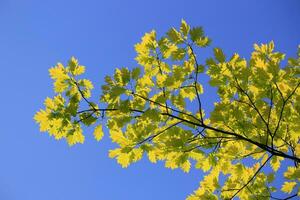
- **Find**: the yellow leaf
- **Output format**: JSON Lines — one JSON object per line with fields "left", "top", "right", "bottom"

{"left": 69, "top": 56, "right": 79, "bottom": 69}
{"left": 148, "top": 151, "right": 157, "bottom": 163}
{"left": 73, "top": 65, "right": 85, "bottom": 76}
{"left": 196, "top": 83, "right": 203, "bottom": 94}
{"left": 117, "top": 153, "right": 130, "bottom": 168}
{"left": 138, "top": 75, "right": 154, "bottom": 87}
{"left": 94, "top": 124, "right": 104, "bottom": 141}
{"left": 254, "top": 58, "right": 267, "bottom": 69}
{"left": 284, "top": 167, "right": 300, "bottom": 180}
{"left": 54, "top": 80, "right": 68, "bottom": 93}
{"left": 180, "top": 87, "right": 196, "bottom": 101}
{"left": 183, "top": 61, "right": 194, "bottom": 73}
{"left": 109, "top": 128, "right": 129, "bottom": 147}
{"left": 49, "top": 63, "right": 68, "bottom": 80}
{"left": 180, "top": 19, "right": 190, "bottom": 37}
{"left": 66, "top": 128, "right": 85, "bottom": 146}
{"left": 201, "top": 157, "right": 211, "bottom": 172}
{"left": 278, "top": 82, "right": 289, "bottom": 94}
{"left": 109, "top": 148, "right": 121, "bottom": 158}
{"left": 44, "top": 97, "right": 56, "bottom": 110}
{"left": 186, "top": 195, "right": 200, "bottom": 200}
{"left": 253, "top": 43, "right": 260, "bottom": 52}
{"left": 249, "top": 85, "right": 259, "bottom": 96}
{"left": 295, "top": 144, "right": 300, "bottom": 157}
{"left": 81, "top": 79, "right": 94, "bottom": 90}
{"left": 156, "top": 73, "right": 167, "bottom": 87}
{"left": 281, "top": 181, "right": 297, "bottom": 194}
{"left": 132, "top": 148, "right": 143, "bottom": 162}
{"left": 34, "top": 109, "right": 50, "bottom": 132}
{"left": 270, "top": 156, "right": 283, "bottom": 172}
{"left": 200, "top": 169, "right": 219, "bottom": 192}
{"left": 261, "top": 154, "right": 269, "bottom": 164}
{"left": 181, "top": 160, "right": 191, "bottom": 173}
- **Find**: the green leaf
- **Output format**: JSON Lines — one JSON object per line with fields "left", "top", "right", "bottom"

{"left": 79, "top": 113, "right": 97, "bottom": 126}
{"left": 214, "top": 48, "right": 226, "bottom": 62}
{"left": 143, "top": 109, "right": 160, "bottom": 121}
{"left": 119, "top": 99, "right": 131, "bottom": 113}
{"left": 121, "top": 67, "right": 130, "bottom": 85}
{"left": 267, "top": 173, "right": 275, "bottom": 183}
{"left": 167, "top": 28, "right": 183, "bottom": 44}
{"left": 131, "top": 67, "right": 141, "bottom": 80}
{"left": 68, "top": 56, "right": 79, "bottom": 71}
{"left": 66, "top": 101, "right": 79, "bottom": 117}
{"left": 180, "top": 86, "right": 196, "bottom": 101}
{"left": 195, "top": 37, "right": 211, "bottom": 47}
{"left": 171, "top": 94, "right": 185, "bottom": 110}
{"left": 171, "top": 48, "right": 186, "bottom": 60}
{"left": 189, "top": 27, "right": 204, "bottom": 42}
{"left": 111, "top": 86, "right": 126, "bottom": 97}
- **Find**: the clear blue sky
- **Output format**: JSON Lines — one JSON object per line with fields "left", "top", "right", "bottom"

{"left": 0, "top": 0, "right": 299, "bottom": 199}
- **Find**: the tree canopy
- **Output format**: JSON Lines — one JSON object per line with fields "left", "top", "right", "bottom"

{"left": 34, "top": 20, "right": 300, "bottom": 199}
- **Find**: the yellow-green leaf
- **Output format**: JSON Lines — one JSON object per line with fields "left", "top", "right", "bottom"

{"left": 180, "top": 19, "right": 190, "bottom": 37}
{"left": 281, "top": 181, "right": 297, "bottom": 194}
{"left": 94, "top": 124, "right": 104, "bottom": 141}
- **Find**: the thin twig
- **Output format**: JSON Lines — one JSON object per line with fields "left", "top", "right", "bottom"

{"left": 135, "top": 120, "right": 183, "bottom": 146}
{"left": 188, "top": 44, "right": 204, "bottom": 123}
{"left": 230, "top": 155, "right": 273, "bottom": 199}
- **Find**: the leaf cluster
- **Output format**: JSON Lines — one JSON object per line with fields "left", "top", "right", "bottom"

{"left": 35, "top": 21, "right": 300, "bottom": 199}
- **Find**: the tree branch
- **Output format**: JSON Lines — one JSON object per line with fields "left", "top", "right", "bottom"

{"left": 273, "top": 82, "right": 300, "bottom": 140}
{"left": 135, "top": 120, "right": 183, "bottom": 146}
{"left": 230, "top": 155, "right": 273, "bottom": 199}
{"left": 70, "top": 77, "right": 97, "bottom": 111}
{"left": 155, "top": 52, "right": 170, "bottom": 115}
{"left": 234, "top": 78, "right": 272, "bottom": 136}
{"left": 188, "top": 44, "right": 204, "bottom": 123}
{"left": 77, "top": 84, "right": 300, "bottom": 163}
{"left": 131, "top": 91, "right": 201, "bottom": 123}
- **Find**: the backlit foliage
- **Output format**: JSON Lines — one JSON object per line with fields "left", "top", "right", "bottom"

{"left": 35, "top": 20, "right": 300, "bottom": 199}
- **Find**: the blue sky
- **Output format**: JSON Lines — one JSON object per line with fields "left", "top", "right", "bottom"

{"left": 0, "top": 0, "right": 299, "bottom": 199}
